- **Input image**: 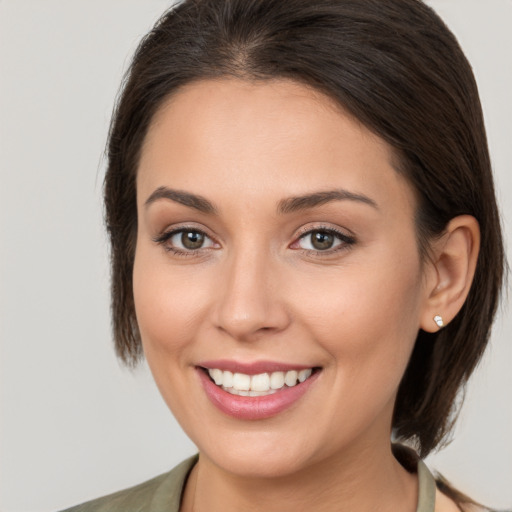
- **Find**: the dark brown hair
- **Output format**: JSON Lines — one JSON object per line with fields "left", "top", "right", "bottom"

{"left": 105, "top": 0, "right": 504, "bottom": 461}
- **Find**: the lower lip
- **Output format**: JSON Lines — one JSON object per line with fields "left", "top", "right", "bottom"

{"left": 197, "top": 368, "right": 320, "bottom": 420}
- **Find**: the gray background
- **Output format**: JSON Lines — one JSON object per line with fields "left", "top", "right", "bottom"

{"left": 1, "top": 1, "right": 510, "bottom": 511}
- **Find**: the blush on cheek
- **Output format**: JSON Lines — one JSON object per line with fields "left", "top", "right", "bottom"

{"left": 301, "top": 256, "right": 422, "bottom": 378}
{"left": 134, "top": 254, "right": 213, "bottom": 358}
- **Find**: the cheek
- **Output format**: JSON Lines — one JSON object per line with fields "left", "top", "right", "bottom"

{"left": 132, "top": 243, "right": 208, "bottom": 360}
{"left": 294, "top": 246, "right": 424, "bottom": 385}
{"left": 131, "top": 243, "right": 215, "bottom": 428}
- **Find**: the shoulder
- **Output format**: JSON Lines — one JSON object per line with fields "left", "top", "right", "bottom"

{"left": 435, "top": 475, "right": 492, "bottom": 512}
{"left": 393, "top": 445, "right": 490, "bottom": 512}
{"left": 59, "top": 456, "right": 197, "bottom": 512}
{"left": 59, "top": 472, "right": 171, "bottom": 512}
{"left": 435, "top": 490, "right": 492, "bottom": 512}
{"left": 435, "top": 489, "right": 466, "bottom": 512}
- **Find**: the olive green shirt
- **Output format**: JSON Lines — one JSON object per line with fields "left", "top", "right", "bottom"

{"left": 61, "top": 454, "right": 436, "bottom": 512}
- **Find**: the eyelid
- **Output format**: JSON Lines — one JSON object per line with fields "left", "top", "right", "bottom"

{"left": 152, "top": 224, "right": 220, "bottom": 254}
{"left": 290, "top": 224, "right": 356, "bottom": 253}
{"left": 152, "top": 222, "right": 355, "bottom": 256}
{"left": 294, "top": 223, "right": 355, "bottom": 239}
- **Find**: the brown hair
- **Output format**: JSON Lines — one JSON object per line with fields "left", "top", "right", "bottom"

{"left": 105, "top": 0, "right": 505, "bottom": 461}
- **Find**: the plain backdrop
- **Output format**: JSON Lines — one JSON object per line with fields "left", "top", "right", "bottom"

{"left": 0, "top": 1, "right": 511, "bottom": 511}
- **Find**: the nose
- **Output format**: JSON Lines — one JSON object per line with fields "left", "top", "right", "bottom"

{"left": 213, "top": 247, "right": 291, "bottom": 342}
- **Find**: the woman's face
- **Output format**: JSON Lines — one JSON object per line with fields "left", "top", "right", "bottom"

{"left": 134, "top": 79, "right": 432, "bottom": 477}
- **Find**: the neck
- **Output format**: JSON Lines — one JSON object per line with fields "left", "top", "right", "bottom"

{"left": 182, "top": 440, "right": 418, "bottom": 512}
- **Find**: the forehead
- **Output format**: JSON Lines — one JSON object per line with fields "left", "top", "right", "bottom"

{"left": 137, "top": 78, "right": 415, "bottom": 216}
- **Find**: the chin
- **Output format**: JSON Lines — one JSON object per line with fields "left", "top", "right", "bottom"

{"left": 186, "top": 419, "right": 333, "bottom": 480}
{"left": 203, "top": 443, "right": 312, "bottom": 479}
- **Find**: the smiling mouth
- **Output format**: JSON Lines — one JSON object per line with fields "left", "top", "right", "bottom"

{"left": 201, "top": 367, "right": 319, "bottom": 397}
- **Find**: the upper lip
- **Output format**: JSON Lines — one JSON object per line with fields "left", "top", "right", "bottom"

{"left": 197, "top": 359, "right": 317, "bottom": 375}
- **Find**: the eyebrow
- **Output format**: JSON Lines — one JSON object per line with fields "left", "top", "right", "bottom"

{"left": 277, "top": 189, "right": 378, "bottom": 214}
{"left": 144, "top": 186, "right": 217, "bottom": 214}
{"left": 144, "top": 186, "right": 378, "bottom": 215}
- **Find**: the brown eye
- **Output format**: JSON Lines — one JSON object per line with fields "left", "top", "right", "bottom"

{"left": 310, "top": 231, "right": 335, "bottom": 250}
{"left": 155, "top": 228, "right": 217, "bottom": 253}
{"left": 181, "top": 231, "right": 205, "bottom": 250}
{"left": 295, "top": 228, "right": 355, "bottom": 253}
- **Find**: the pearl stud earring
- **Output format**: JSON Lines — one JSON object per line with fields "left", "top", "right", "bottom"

{"left": 433, "top": 315, "right": 444, "bottom": 328}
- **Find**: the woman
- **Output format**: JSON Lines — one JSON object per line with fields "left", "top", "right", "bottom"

{"left": 63, "top": 0, "right": 505, "bottom": 511}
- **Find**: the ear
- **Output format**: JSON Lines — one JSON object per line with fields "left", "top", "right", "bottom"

{"left": 420, "top": 215, "right": 480, "bottom": 333}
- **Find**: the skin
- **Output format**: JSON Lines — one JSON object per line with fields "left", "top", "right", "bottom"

{"left": 134, "top": 79, "right": 478, "bottom": 512}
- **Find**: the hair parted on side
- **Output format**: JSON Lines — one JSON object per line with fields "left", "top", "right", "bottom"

{"left": 104, "top": 0, "right": 505, "bottom": 459}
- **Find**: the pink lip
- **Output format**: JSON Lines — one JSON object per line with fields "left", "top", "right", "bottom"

{"left": 197, "top": 359, "right": 314, "bottom": 375}
{"left": 197, "top": 366, "right": 320, "bottom": 420}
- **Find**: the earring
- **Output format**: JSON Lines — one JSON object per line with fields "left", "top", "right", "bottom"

{"left": 433, "top": 315, "right": 444, "bottom": 328}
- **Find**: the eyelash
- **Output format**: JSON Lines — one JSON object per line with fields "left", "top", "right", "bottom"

{"left": 152, "top": 226, "right": 215, "bottom": 257}
{"left": 293, "top": 226, "right": 356, "bottom": 256}
{"left": 152, "top": 225, "right": 356, "bottom": 257}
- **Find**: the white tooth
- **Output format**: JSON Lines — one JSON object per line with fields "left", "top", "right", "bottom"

{"left": 233, "top": 372, "right": 251, "bottom": 391}
{"left": 223, "top": 370, "right": 234, "bottom": 388}
{"left": 209, "top": 368, "right": 223, "bottom": 386}
{"left": 285, "top": 370, "right": 298, "bottom": 387}
{"left": 298, "top": 369, "right": 312, "bottom": 382}
{"left": 270, "top": 371, "right": 285, "bottom": 390}
{"left": 238, "top": 390, "right": 249, "bottom": 396}
{"left": 251, "top": 373, "right": 270, "bottom": 392}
